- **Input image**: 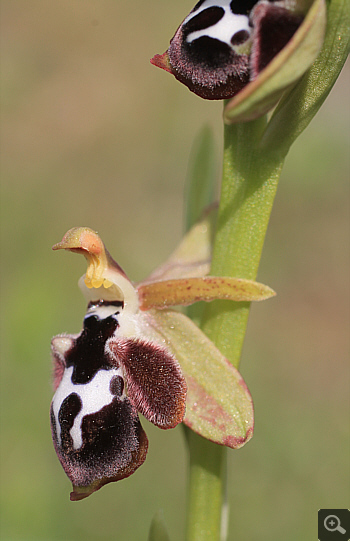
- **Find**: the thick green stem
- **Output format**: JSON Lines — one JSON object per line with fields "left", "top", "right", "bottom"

{"left": 201, "top": 118, "right": 284, "bottom": 366}
{"left": 185, "top": 430, "right": 227, "bottom": 541}
{"left": 185, "top": 116, "right": 285, "bottom": 541}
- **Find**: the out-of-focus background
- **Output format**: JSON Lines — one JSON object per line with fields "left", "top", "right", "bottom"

{"left": 1, "top": 1, "right": 349, "bottom": 540}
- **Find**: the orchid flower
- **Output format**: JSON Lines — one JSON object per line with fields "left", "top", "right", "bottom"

{"left": 151, "top": 0, "right": 326, "bottom": 122}
{"left": 50, "top": 210, "right": 275, "bottom": 501}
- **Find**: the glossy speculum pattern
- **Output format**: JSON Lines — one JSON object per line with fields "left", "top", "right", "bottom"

{"left": 151, "top": 0, "right": 304, "bottom": 99}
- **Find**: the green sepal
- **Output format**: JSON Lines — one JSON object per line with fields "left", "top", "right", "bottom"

{"left": 224, "top": 0, "right": 327, "bottom": 124}
{"left": 146, "top": 310, "right": 254, "bottom": 449}
{"left": 143, "top": 206, "right": 217, "bottom": 283}
{"left": 261, "top": 0, "right": 350, "bottom": 154}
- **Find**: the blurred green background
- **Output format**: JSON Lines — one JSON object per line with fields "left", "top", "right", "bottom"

{"left": 1, "top": 1, "right": 349, "bottom": 540}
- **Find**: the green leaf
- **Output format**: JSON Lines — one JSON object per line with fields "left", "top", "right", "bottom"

{"left": 224, "top": 0, "right": 327, "bottom": 124}
{"left": 183, "top": 126, "right": 218, "bottom": 325}
{"left": 146, "top": 310, "right": 254, "bottom": 448}
{"left": 184, "top": 126, "right": 218, "bottom": 233}
{"left": 148, "top": 510, "right": 171, "bottom": 541}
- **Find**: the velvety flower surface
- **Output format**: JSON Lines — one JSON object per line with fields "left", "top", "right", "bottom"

{"left": 51, "top": 212, "right": 275, "bottom": 500}
{"left": 151, "top": 0, "right": 326, "bottom": 118}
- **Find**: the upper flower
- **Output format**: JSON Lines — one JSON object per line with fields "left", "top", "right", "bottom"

{"left": 151, "top": 0, "right": 326, "bottom": 121}
{"left": 51, "top": 210, "right": 275, "bottom": 500}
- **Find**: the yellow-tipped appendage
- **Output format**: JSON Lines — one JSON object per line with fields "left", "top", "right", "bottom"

{"left": 53, "top": 227, "right": 138, "bottom": 312}
{"left": 53, "top": 227, "right": 113, "bottom": 289}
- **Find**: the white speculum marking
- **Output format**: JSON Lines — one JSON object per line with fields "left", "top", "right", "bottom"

{"left": 85, "top": 304, "right": 140, "bottom": 340}
{"left": 52, "top": 365, "right": 125, "bottom": 450}
{"left": 85, "top": 303, "right": 121, "bottom": 320}
{"left": 185, "top": 0, "right": 251, "bottom": 47}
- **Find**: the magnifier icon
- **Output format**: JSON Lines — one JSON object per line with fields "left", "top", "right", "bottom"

{"left": 324, "top": 515, "right": 346, "bottom": 534}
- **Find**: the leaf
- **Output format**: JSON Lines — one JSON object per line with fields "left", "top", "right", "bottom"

{"left": 184, "top": 126, "right": 218, "bottom": 233}
{"left": 148, "top": 510, "right": 171, "bottom": 541}
{"left": 145, "top": 310, "right": 254, "bottom": 449}
{"left": 138, "top": 276, "right": 275, "bottom": 310}
{"left": 183, "top": 127, "right": 219, "bottom": 325}
{"left": 224, "top": 0, "right": 327, "bottom": 124}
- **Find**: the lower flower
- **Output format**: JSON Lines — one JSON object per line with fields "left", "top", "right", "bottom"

{"left": 51, "top": 216, "right": 275, "bottom": 499}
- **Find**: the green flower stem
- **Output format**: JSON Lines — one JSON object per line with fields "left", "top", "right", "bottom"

{"left": 201, "top": 116, "right": 284, "bottom": 366}
{"left": 185, "top": 429, "right": 227, "bottom": 541}
{"left": 185, "top": 115, "right": 285, "bottom": 541}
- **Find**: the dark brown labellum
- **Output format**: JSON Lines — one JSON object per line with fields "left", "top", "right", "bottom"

{"left": 50, "top": 302, "right": 186, "bottom": 499}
